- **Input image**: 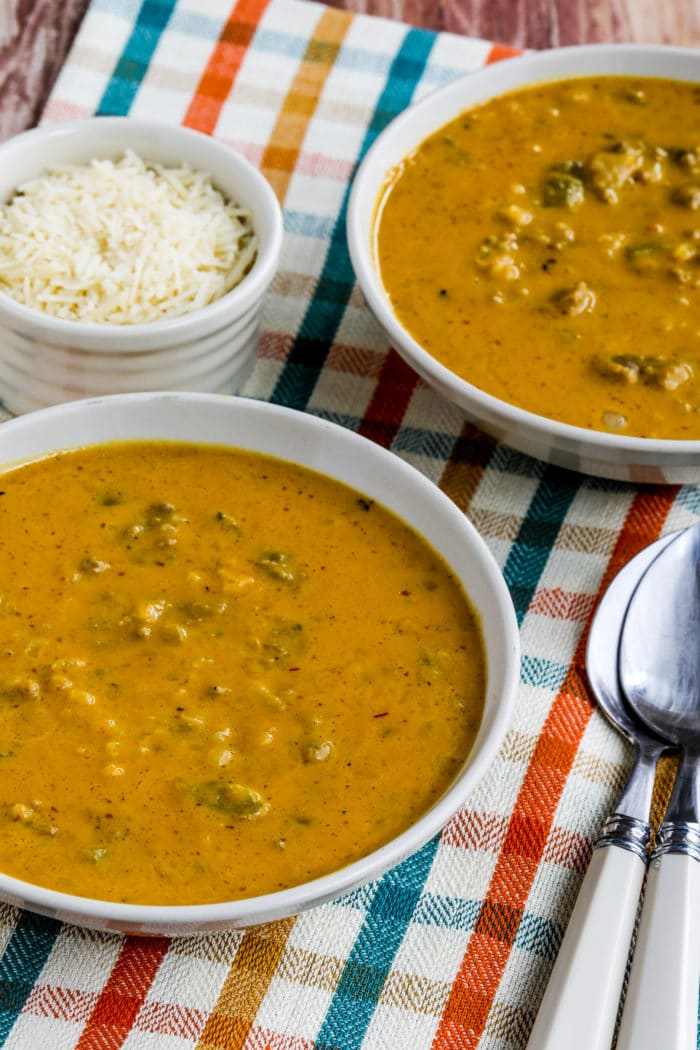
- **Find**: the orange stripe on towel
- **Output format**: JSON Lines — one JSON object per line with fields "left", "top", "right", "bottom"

{"left": 431, "top": 485, "right": 676, "bottom": 1050}
{"left": 487, "top": 43, "right": 522, "bottom": 63}
{"left": 196, "top": 917, "right": 296, "bottom": 1050}
{"left": 184, "top": 0, "right": 271, "bottom": 135}
{"left": 75, "top": 937, "right": 169, "bottom": 1050}
{"left": 260, "top": 6, "right": 353, "bottom": 202}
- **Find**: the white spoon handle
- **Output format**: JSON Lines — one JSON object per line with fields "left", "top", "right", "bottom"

{"left": 615, "top": 851, "right": 700, "bottom": 1050}
{"left": 526, "top": 842, "right": 646, "bottom": 1050}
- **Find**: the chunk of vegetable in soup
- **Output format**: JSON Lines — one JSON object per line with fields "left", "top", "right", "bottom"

{"left": 0, "top": 442, "right": 484, "bottom": 905}
{"left": 376, "top": 76, "right": 700, "bottom": 439}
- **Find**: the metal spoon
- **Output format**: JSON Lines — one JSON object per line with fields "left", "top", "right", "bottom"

{"left": 527, "top": 535, "right": 672, "bottom": 1050}
{"left": 617, "top": 522, "right": 700, "bottom": 1050}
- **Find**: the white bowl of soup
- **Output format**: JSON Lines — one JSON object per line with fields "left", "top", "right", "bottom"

{"left": 347, "top": 45, "right": 700, "bottom": 483}
{"left": 0, "top": 392, "right": 518, "bottom": 935}
{"left": 0, "top": 119, "right": 283, "bottom": 413}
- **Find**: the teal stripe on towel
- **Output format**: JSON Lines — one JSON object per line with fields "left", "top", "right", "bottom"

{"left": 97, "top": 0, "right": 176, "bottom": 115}
{"left": 0, "top": 912, "right": 61, "bottom": 1044}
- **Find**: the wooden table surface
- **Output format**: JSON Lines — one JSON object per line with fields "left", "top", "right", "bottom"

{"left": 0, "top": 0, "right": 698, "bottom": 142}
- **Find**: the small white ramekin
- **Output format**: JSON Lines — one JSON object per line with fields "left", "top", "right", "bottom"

{"left": 0, "top": 118, "right": 283, "bottom": 413}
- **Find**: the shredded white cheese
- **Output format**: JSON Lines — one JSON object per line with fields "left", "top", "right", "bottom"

{"left": 0, "top": 149, "right": 258, "bottom": 324}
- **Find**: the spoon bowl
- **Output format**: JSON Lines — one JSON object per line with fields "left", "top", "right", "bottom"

{"left": 587, "top": 533, "right": 674, "bottom": 753}
{"left": 621, "top": 522, "right": 700, "bottom": 748}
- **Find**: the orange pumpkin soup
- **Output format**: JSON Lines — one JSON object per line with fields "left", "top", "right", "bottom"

{"left": 376, "top": 76, "right": 700, "bottom": 439}
{"left": 0, "top": 442, "right": 484, "bottom": 904}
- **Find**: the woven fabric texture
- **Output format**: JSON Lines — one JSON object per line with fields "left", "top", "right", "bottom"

{"left": 0, "top": 0, "right": 693, "bottom": 1047}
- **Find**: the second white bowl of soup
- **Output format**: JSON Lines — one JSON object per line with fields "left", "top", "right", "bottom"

{"left": 348, "top": 45, "right": 700, "bottom": 482}
{"left": 0, "top": 392, "right": 518, "bottom": 934}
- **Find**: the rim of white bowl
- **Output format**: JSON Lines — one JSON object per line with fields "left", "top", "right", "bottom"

{"left": 347, "top": 44, "right": 700, "bottom": 465}
{"left": 0, "top": 391, "right": 519, "bottom": 933}
{"left": 0, "top": 119, "right": 283, "bottom": 349}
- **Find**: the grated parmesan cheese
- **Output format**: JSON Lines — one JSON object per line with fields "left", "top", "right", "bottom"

{"left": 0, "top": 149, "right": 258, "bottom": 324}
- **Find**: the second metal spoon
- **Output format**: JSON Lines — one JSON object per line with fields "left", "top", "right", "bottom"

{"left": 616, "top": 522, "right": 700, "bottom": 1050}
{"left": 526, "top": 535, "right": 672, "bottom": 1050}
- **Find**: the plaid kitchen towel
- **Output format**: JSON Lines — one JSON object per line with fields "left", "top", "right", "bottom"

{"left": 0, "top": 0, "right": 693, "bottom": 1047}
